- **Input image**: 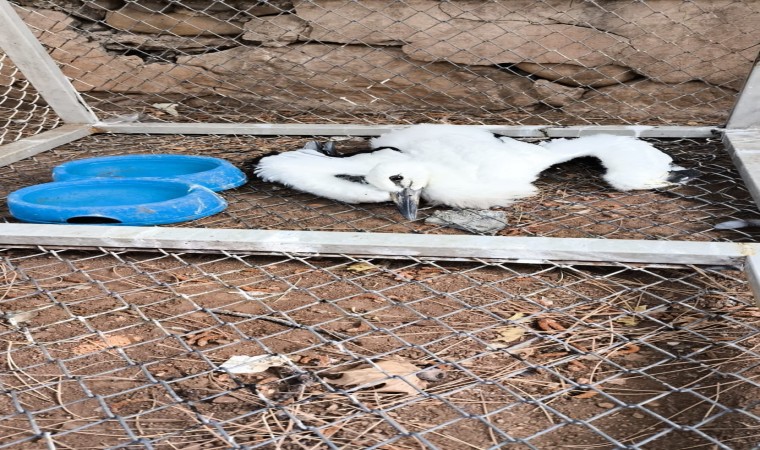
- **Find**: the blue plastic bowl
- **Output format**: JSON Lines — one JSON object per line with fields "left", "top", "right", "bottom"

{"left": 52, "top": 155, "right": 247, "bottom": 192}
{"left": 8, "top": 179, "right": 227, "bottom": 225}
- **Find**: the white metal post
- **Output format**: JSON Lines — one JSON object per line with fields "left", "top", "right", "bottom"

{"left": 727, "top": 55, "right": 760, "bottom": 129}
{"left": 0, "top": 0, "right": 98, "bottom": 124}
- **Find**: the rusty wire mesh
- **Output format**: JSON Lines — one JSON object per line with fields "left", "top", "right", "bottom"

{"left": 0, "top": 247, "right": 758, "bottom": 449}
{"left": 0, "top": 52, "right": 60, "bottom": 146}
{"left": 6, "top": 0, "right": 757, "bottom": 126}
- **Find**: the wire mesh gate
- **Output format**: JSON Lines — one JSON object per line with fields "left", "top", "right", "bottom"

{"left": 1, "top": 248, "right": 759, "bottom": 449}
{"left": 1, "top": 0, "right": 760, "bottom": 449}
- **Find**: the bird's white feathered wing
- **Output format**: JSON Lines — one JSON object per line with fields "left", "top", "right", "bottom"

{"left": 540, "top": 135, "right": 676, "bottom": 191}
{"left": 254, "top": 148, "right": 405, "bottom": 203}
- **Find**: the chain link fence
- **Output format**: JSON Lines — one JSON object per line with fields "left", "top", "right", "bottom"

{"left": 0, "top": 247, "right": 758, "bottom": 449}
{"left": 2, "top": 133, "right": 760, "bottom": 243}
{"left": 2, "top": 2, "right": 760, "bottom": 449}
{"left": 0, "top": 52, "right": 60, "bottom": 146}
{"left": 6, "top": 0, "right": 758, "bottom": 127}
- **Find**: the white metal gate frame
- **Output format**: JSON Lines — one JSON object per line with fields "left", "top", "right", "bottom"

{"left": 2, "top": 0, "right": 760, "bottom": 299}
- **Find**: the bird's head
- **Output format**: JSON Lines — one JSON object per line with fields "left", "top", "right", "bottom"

{"left": 366, "top": 162, "right": 429, "bottom": 220}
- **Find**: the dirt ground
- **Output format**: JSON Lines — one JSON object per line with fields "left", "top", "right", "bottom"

{"left": 2, "top": 134, "right": 760, "bottom": 243}
{"left": 1, "top": 131, "right": 759, "bottom": 449}
{"left": 0, "top": 247, "right": 759, "bottom": 449}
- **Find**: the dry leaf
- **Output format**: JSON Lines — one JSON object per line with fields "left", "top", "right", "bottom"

{"left": 300, "top": 354, "right": 331, "bottom": 367}
{"left": 568, "top": 360, "right": 588, "bottom": 372}
{"left": 537, "top": 318, "right": 566, "bottom": 332}
{"left": 615, "top": 306, "right": 647, "bottom": 327}
{"left": 614, "top": 316, "right": 638, "bottom": 327}
{"left": 152, "top": 103, "right": 179, "bottom": 116}
{"left": 351, "top": 293, "right": 386, "bottom": 303}
{"left": 489, "top": 326, "right": 526, "bottom": 349}
{"left": 573, "top": 390, "right": 599, "bottom": 399}
{"left": 346, "top": 262, "right": 377, "bottom": 273}
{"left": 186, "top": 330, "right": 231, "bottom": 347}
{"left": 393, "top": 267, "right": 443, "bottom": 281}
{"left": 326, "top": 360, "right": 427, "bottom": 395}
{"left": 240, "top": 285, "right": 283, "bottom": 295}
{"left": 610, "top": 343, "right": 641, "bottom": 356}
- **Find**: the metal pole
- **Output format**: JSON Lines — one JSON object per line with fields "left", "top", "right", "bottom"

{"left": 0, "top": 0, "right": 98, "bottom": 124}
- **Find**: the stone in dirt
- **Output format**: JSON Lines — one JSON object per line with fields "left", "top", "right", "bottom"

{"left": 425, "top": 210, "right": 508, "bottom": 235}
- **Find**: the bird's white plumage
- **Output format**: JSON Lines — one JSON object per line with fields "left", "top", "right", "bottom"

{"left": 539, "top": 134, "right": 676, "bottom": 191}
{"left": 370, "top": 125, "right": 562, "bottom": 208}
{"left": 255, "top": 148, "right": 406, "bottom": 203}
{"left": 254, "top": 125, "right": 691, "bottom": 215}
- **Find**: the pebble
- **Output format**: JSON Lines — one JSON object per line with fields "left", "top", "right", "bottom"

{"left": 212, "top": 395, "right": 240, "bottom": 404}
{"left": 633, "top": 413, "right": 645, "bottom": 419}
{"left": 597, "top": 402, "right": 615, "bottom": 409}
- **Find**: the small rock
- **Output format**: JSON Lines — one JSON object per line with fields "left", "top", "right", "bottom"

{"left": 425, "top": 209, "right": 508, "bottom": 234}
{"left": 597, "top": 402, "right": 616, "bottom": 409}
{"left": 212, "top": 395, "right": 240, "bottom": 404}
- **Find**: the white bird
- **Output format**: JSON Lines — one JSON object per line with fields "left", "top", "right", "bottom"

{"left": 254, "top": 125, "right": 697, "bottom": 220}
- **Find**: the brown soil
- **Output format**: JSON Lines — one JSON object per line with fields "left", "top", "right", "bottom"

{"left": 1, "top": 134, "right": 759, "bottom": 243}
{"left": 0, "top": 248, "right": 758, "bottom": 449}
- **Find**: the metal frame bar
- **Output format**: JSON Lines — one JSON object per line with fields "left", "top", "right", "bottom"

{"left": 0, "top": 0, "right": 759, "bottom": 301}
{"left": 0, "top": 124, "right": 93, "bottom": 166}
{"left": 727, "top": 57, "right": 760, "bottom": 129}
{"left": 744, "top": 254, "right": 760, "bottom": 307}
{"left": 0, "top": 5, "right": 759, "bottom": 449}
{"left": 723, "top": 130, "right": 760, "bottom": 206}
{"left": 96, "top": 123, "right": 719, "bottom": 138}
{"left": 0, "top": 223, "right": 752, "bottom": 265}
{"left": 0, "top": 1, "right": 98, "bottom": 124}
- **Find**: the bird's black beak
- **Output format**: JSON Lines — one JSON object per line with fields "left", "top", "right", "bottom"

{"left": 390, "top": 188, "right": 421, "bottom": 220}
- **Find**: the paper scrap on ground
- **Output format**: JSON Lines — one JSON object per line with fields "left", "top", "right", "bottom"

{"left": 219, "top": 354, "right": 290, "bottom": 374}
{"left": 425, "top": 209, "right": 508, "bottom": 234}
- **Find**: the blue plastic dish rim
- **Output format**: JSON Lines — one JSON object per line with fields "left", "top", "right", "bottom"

{"left": 52, "top": 154, "right": 248, "bottom": 192}
{"left": 7, "top": 178, "right": 227, "bottom": 226}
